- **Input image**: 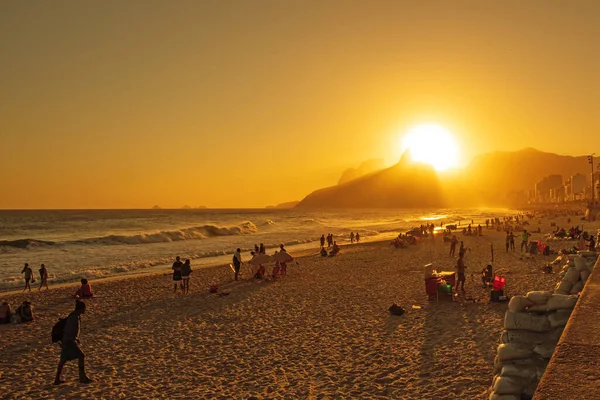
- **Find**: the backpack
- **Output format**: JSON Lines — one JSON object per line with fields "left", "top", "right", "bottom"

{"left": 388, "top": 304, "right": 405, "bottom": 316}
{"left": 51, "top": 317, "right": 68, "bottom": 343}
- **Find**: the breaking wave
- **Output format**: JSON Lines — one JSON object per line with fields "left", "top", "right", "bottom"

{"left": 0, "top": 222, "right": 258, "bottom": 248}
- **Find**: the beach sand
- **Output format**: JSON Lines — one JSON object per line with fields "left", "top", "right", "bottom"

{"left": 1, "top": 215, "right": 597, "bottom": 399}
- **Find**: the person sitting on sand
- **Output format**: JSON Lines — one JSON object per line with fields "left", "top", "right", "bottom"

{"left": 279, "top": 243, "right": 287, "bottom": 253}
{"left": 75, "top": 279, "right": 93, "bottom": 299}
{"left": 456, "top": 254, "right": 466, "bottom": 292}
{"left": 15, "top": 301, "right": 34, "bottom": 323}
{"left": 0, "top": 301, "right": 12, "bottom": 324}
{"left": 481, "top": 265, "right": 493, "bottom": 288}
{"left": 181, "top": 259, "right": 192, "bottom": 294}
{"left": 329, "top": 241, "right": 340, "bottom": 256}
{"left": 254, "top": 264, "right": 266, "bottom": 279}
{"left": 320, "top": 247, "right": 328, "bottom": 257}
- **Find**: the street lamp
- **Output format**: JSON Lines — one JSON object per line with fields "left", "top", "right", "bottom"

{"left": 589, "top": 153, "right": 595, "bottom": 204}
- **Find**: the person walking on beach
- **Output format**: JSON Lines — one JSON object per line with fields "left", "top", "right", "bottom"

{"left": 172, "top": 256, "right": 183, "bottom": 293}
{"left": 509, "top": 231, "right": 515, "bottom": 251}
{"left": 356, "top": 232, "right": 360, "bottom": 243}
{"left": 21, "top": 263, "right": 33, "bottom": 292}
{"left": 449, "top": 236, "right": 458, "bottom": 257}
{"left": 456, "top": 253, "right": 467, "bottom": 292}
{"left": 259, "top": 243, "right": 265, "bottom": 254}
{"left": 54, "top": 300, "right": 92, "bottom": 385}
{"left": 181, "top": 259, "right": 192, "bottom": 294}
{"left": 233, "top": 248, "right": 243, "bottom": 281}
{"left": 458, "top": 241, "right": 466, "bottom": 258}
{"left": 39, "top": 263, "right": 49, "bottom": 291}
{"left": 320, "top": 235, "right": 325, "bottom": 248}
{"left": 505, "top": 232, "right": 510, "bottom": 253}
{"left": 521, "top": 230, "right": 530, "bottom": 252}
{"left": 350, "top": 232, "right": 355, "bottom": 243}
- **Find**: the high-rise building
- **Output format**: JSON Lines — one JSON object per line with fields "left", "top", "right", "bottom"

{"left": 570, "top": 173, "right": 586, "bottom": 196}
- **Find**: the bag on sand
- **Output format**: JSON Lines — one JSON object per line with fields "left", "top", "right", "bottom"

{"left": 546, "top": 294, "right": 578, "bottom": 311}
{"left": 497, "top": 343, "right": 534, "bottom": 361}
{"left": 526, "top": 291, "right": 552, "bottom": 305}
{"left": 51, "top": 317, "right": 68, "bottom": 343}
{"left": 508, "top": 296, "right": 534, "bottom": 313}
{"left": 388, "top": 304, "right": 405, "bottom": 316}
{"left": 504, "top": 311, "right": 551, "bottom": 332}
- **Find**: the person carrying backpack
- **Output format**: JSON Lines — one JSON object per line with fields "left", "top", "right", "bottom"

{"left": 54, "top": 300, "right": 92, "bottom": 385}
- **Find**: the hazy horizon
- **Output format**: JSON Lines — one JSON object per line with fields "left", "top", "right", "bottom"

{"left": 2, "top": 1, "right": 600, "bottom": 209}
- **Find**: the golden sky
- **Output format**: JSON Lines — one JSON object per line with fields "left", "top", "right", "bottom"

{"left": 1, "top": 1, "right": 599, "bottom": 209}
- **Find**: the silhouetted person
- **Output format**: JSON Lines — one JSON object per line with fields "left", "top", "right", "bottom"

{"left": 590, "top": 236, "right": 596, "bottom": 252}
{"left": 350, "top": 232, "right": 355, "bottom": 243}
{"left": 279, "top": 243, "right": 287, "bottom": 253}
{"left": 233, "top": 248, "right": 243, "bottom": 281}
{"left": 254, "top": 244, "right": 259, "bottom": 253}
{"left": 320, "top": 235, "right": 325, "bottom": 248}
{"left": 458, "top": 241, "right": 466, "bottom": 257}
{"left": 181, "top": 259, "right": 192, "bottom": 294}
{"left": 509, "top": 231, "right": 515, "bottom": 251}
{"left": 449, "top": 236, "right": 458, "bottom": 257}
{"left": 456, "top": 253, "right": 466, "bottom": 291}
{"left": 21, "top": 263, "right": 33, "bottom": 292}
{"left": 39, "top": 263, "right": 49, "bottom": 291}
{"left": 172, "top": 256, "right": 183, "bottom": 293}
{"left": 521, "top": 230, "right": 530, "bottom": 252}
{"left": 54, "top": 300, "right": 92, "bottom": 385}
{"left": 505, "top": 232, "right": 510, "bottom": 253}
{"left": 259, "top": 243, "right": 265, "bottom": 254}
{"left": 356, "top": 233, "right": 360, "bottom": 243}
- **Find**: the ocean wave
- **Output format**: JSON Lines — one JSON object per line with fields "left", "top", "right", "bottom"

{"left": 0, "top": 239, "right": 56, "bottom": 249}
{"left": 0, "top": 222, "right": 258, "bottom": 249}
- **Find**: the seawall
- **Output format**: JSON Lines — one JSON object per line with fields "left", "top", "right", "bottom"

{"left": 533, "top": 256, "right": 600, "bottom": 399}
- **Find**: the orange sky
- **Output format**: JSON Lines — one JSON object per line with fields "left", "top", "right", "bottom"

{"left": 1, "top": 1, "right": 599, "bottom": 209}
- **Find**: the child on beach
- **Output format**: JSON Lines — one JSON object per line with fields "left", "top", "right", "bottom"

{"left": 75, "top": 279, "right": 94, "bottom": 298}
{"left": 181, "top": 259, "right": 192, "bottom": 294}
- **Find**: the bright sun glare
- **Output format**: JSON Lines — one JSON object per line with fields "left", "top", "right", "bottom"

{"left": 400, "top": 124, "right": 459, "bottom": 171}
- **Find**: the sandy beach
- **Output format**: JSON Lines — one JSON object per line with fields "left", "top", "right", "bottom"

{"left": 1, "top": 215, "right": 597, "bottom": 399}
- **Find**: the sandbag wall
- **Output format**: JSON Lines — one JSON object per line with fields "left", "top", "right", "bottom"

{"left": 489, "top": 251, "right": 598, "bottom": 400}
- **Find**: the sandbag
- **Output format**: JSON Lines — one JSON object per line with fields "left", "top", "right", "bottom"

{"left": 570, "top": 281, "right": 584, "bottom": 294}
{"left": 493, "top": 376, "right": 526, "bottom": 395}
{"left": 555, "top": 280, "right": 573, "bottom": 294}
{"left": 533, "top": 342, "right": 556, "bottom": 359}
{"left": 548, "top": 312, "right": 570, "bottom": 328}
{"left": 489, "top": 393, "right": 520, "bottom": 400}
{"left": 546, "top": 294, "right": 578, "bottom": 310}
{"left": 581, "top": 270, "right": 591, "bottom": 283}
{"left": 504, "top": 310, "right": 551, "bottom": 332}
{"left": 497, "top": 343, "right": 534, "bottom": 361}
{"left": 500, "top": 330, "right": 548, "bottom": 345}
{"left": 564, "top": 268, "right": 580, "bottom": 285}
{"left": 508, "top": 296, "right": 534, "bottom": 313}
{"left": 494, "top": 355, "right": 535, "bottom": 374}
{"left": 526, "top": 291, "right": 552, "bottom": 305}
{"left": 573, "top": 256, "right": 588, "bottom": 272}
{"left": 554, "top": 289, "right": 569, "bottom": 295}
{"left": 527, "top": 303, "right": 548, "bottom": 312}
{"left": 500, "top": 364, "right": 537, "bottom": 380}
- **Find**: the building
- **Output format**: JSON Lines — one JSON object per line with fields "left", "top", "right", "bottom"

{"left": 570, "top": 173, "right": 586, "bottom": 197}
{"left": 535, "top": 174, "right": 563, "bottom": 202}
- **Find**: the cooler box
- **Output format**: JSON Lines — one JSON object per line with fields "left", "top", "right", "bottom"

{"left": 493, "top": 276, "right": 506, "bottom": 291}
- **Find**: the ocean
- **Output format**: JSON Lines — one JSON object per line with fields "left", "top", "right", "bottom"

{"left": 0, "top": 208, "right": 515, "bottom": 290}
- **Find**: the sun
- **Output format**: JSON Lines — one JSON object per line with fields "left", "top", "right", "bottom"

{"left": 400, "top": 123, "right": 460, "bottom": 171}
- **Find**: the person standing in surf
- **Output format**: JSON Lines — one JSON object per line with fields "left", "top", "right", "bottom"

{"left": 171, "top": 256, "right": 183, "bottom": 293}
{"left": 21, "top": 263, "right": 33, "bottom": 292}
{"left": 39, "top": 263, "right": 49, "bottom": 291}
{"left": 233, "top": 248, "right": 243, "bottom": 281}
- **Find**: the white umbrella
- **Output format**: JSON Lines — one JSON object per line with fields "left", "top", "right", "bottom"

{"left": 249, "top": 253, "right": 273, "bottom": 265}
{"left": 272, "top": 251, "right": 293, "bottom": 263}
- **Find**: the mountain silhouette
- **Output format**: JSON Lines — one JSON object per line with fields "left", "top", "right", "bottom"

{"left": 296, "top": 152, "right": 445, "bottom": 209}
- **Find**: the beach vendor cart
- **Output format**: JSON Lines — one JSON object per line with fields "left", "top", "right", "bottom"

{"left": 424, "top": 263, "right": 456, "bottom": 301}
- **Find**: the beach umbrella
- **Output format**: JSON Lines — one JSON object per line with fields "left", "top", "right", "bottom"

{"left": 272, "top": 251, "right": 293, "bottom": 263}
{"left": 249, "top": 253, "right": 273, "bottom": 265}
